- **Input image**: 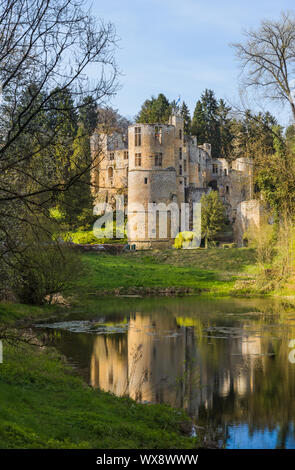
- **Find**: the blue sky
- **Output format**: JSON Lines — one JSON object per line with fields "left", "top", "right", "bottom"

{"left": 89, "top": 0, "right": 295, "bottom": 126}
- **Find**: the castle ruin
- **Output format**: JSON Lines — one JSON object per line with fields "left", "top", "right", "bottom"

{"left": 91, "top": 115, "right": 254, "bottom": 249}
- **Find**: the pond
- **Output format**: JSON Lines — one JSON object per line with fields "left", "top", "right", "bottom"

{"left": 36, "top": 296, "right": 295, "bottom": 449}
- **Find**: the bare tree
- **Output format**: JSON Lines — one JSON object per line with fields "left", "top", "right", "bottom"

{"left": 0, "top": 0, "right": 118, "bottom": 300}
{"left": 0, "top": 0, "right": 118, "bottom": 201}
{"left": 232, "top": 11, "right": 295, "bottom": 123}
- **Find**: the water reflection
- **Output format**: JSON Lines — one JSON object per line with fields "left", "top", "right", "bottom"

{"left": 40, "top": 297, "right": 295, "bottom": 448}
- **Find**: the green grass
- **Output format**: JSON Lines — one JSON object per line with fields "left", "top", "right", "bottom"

{"left": 0, "top": 342, "right": 197, "bottom": 449}
{"left": 0, "top": 302, "right": 57, "bottom": 326}
{"left": 74, "top": 248, "right": 257, "bottom": 298}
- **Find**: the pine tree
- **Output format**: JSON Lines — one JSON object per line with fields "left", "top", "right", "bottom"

{"left": 58, "top": 124, "right": 94, "bottom": 229}
{"left": 201, "top": 191, "right": 226, "bottom": 248}
{"left": 191, "top": 100, "right": 206, "bottom": 143}
{"left": 180, "top": 101, "right": 191, "bottom": 135}
{"left": 47, "top": 88, "right": 78, "bottom": 182}
{"left": 191, "top": 89, "right": 222, "bottom": 158}
{"left": 136, "top": 93, "right": 171, "bottom": 123}
{"left": 79, "top": 96, "right": 98, "bottom": 135}
{"left": 217, "top": 99, "right": 233, "bottom": 160}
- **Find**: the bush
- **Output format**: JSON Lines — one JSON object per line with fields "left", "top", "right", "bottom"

{"left": 11, "top": 223, "right": 83, "bottom": 305}
{"left": 62, "top": 230, "right": 99, "bottom": 245}
{"left": 174, "top": 232, "right": 195, "bottom": 249}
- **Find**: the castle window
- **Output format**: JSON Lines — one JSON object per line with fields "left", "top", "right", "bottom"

{"left": 179, "top": 129, "right": 182, "bottom": 140}
{"left": 184, "top": 177, "right": 187, "bottom": 186}
{"left": 226, "top": 185, "right": 229, "bottom": 193}
{"left": 108, "top": 167, "right": 114, "bottom": 186}
{"left": 155, "top": 153, "right": 162, "bottom": 167}
{"left": 124, "top": 151, "right": 128, "bottom": 160}
{"left": 155, "top": 126, "right": 162, "bottom": 143}
{"left": 135, "top": 127, "right": 141, "bottom": 146}
{"left": 109, "top": 152, "right": 114, "bottom": 160}
{"left": 179, "top": 180, "right": 183, "bottom": 184}
{"left": 183, "top": 160, "right": 187, "bottom": 172}
{"left": 179, "top": 164, "right": 183, "bottom": 175}
{"left": 224, "top": 169, "right": 227, "bottom": 176}
{"left": 198, "top": 163, "right": 201, "bottom": 172}
{"left": 135, "top": 153, "right": 142, "bottom": 166}
{"left": 144, "top": 177, "right": 148, "bottom": 184}
{"left": 212, "top": 163, "right": 218, "bottom": 174}
{"left": 179, "top": 147, "right": 182, "bottom": 159}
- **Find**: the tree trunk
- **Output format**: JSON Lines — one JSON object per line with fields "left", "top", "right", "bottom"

{"left": 290, "top": 101, "right": 295, "bottom": 128}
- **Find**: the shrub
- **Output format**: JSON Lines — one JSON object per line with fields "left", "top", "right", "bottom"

{"left": 11, "top": 224, "right": 83, "bottom": 305}
{"left": 174, "top": 232, "right": 195, "bottom": 249}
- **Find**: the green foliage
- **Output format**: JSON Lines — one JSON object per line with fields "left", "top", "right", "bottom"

{"left": 254, "top": 125, "right": 295, "bottom": 217}
{"left": 174, "top": 231, "right": 195, "bottom": 249}
{"left": 180, "top": 102, "right": 191, "bottom": 135}
{"left": 231, "top": 111, "right": 277, "bottom": 162}
{"left": 12, "top": 222, "right": 83, "bottom": 305}
{"left": 191, "top": 90, "right": 233, "bottom": 159}
{"left": 61, "top": 215, "right": 128, "bottom": 245}
{"left": 79, "top": 96, "right": 98, "bottom": 135}
{"left": 201, "top": 191, "right": 227, "bottom": 248}
{"left": 285, "top": 125, "right": 295, "bottom": 153}
{"left": 62, "top": 230, "right": 99, "bottom": 245}
{"left": 136, "top": 93, "right": 172, "bottom": 123}
{"left": 218, "top": 99, "right": 233, "bottom": 160}
{"left": 61, "top": 230, "right": 126, "bottom": 245}
{"left": 191, "top": 100, "right": 207, "bottom": 144}
{"left": 57, "top": 123, "right": 95, "bottom": 230}
{"left": 191, "top": 89, "right": 221, "bottom": 158}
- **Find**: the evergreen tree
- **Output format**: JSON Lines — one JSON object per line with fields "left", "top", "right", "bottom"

{"left": 58, "top": 123, "right": 94, "bottom": 230}
{"left": 180, "top": 101, "right": 191, "bottom": 135}
{"left": 79, "top": 96, "right": 98, "bottom": 135}
{"left": 45, "top": 89, "right": 94, "bottom": 229}
{"left": 231, "top": 110, "right": 277, "bottom": 161}
{"left": 217, "top": 99, "right": 233, "bottom": 160}
{"left": 191, "top": 89, "right": 221, "bottom": 157}
{"left": 47, "top": 88, "right": 78, "bottom": 182}
{"left": 136, "top": 93, "right": 172, "bottom": 123}
{"left": 191, "top": 99, "right": 206, "bottom": 144}
{"left": 201, "top": 191, "right": 226, "bottom": 248}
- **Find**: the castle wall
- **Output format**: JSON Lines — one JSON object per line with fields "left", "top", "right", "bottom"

{"left": 234, "top": 200, "right": 263, "bottom": 247}
{"left": 90, "top": 131, "right": 128, "bottom": 205}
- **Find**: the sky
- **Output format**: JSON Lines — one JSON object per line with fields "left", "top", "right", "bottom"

{"left": 88, "top": 0, "right": 295, "bottom": 127}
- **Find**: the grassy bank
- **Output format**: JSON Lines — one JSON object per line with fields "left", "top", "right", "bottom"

{"left": 74, "top": 247, "right": 257, "bottom": 299}
{"left": 0, "top": 341, "right": 197, "bottom": 449}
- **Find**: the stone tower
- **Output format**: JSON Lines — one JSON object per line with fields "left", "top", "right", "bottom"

{"left": 127, "top": 121, "right": 182, "bottom": 249}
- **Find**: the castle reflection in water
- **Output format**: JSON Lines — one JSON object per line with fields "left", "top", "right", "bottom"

{"left": 42, "top": 297, "right": 295, "bottom": 448}
{"left": 89, "top": 311, "right": 271, "bottom": 420}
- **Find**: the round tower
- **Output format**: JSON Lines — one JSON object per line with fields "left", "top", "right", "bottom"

{"left": 127, "top": 123, "right": 178, "bottom": 249}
